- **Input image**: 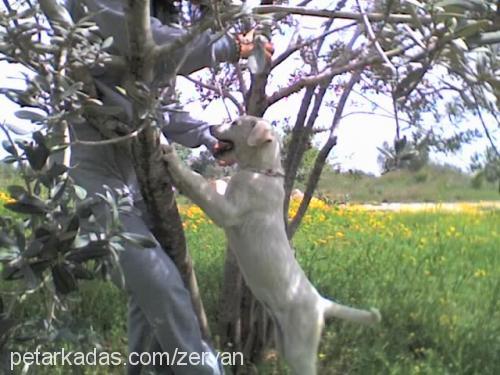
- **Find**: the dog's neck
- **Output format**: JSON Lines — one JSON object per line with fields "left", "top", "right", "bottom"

{"left": 237, "top": 140, "right": 284, "bottom": 177}
{"left": 240, "top": 166, "right": 285, "bottom": 178}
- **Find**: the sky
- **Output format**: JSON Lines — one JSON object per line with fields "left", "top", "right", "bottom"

{"left": 176, "top": 74, "right": 492, "bottom": 176}
{"left": 0, "top": 0, "right": 496, "bottom": 176}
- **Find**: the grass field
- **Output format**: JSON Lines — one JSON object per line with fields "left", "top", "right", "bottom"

{"left": 315, "top": 164, "right": 499, "bottom": 203}
{"left": 2, "top": 194, "right": 499, "bottom": 374}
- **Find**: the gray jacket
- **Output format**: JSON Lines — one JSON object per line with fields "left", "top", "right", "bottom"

{"left": 66, "top": 0, "right": 237, "bottom": 147}
{"left": 64, "top": 0, "right": 238, "bottom": 198}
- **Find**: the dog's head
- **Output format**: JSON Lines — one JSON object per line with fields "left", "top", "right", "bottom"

{"left": 211, "top": 116, "right": 280, "bottom": 169}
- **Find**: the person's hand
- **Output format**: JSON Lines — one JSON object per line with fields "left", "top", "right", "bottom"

{"left": 237, "top": 29, "right": 274, "bottom": 61}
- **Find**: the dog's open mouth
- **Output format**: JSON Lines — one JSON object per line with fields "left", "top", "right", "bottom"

{"left": 213, "top": 140, "right": 234, "bottom": 159}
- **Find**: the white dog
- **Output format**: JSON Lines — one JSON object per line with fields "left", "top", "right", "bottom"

{"left": 162, "top": 116, "right": 381, "bottom": 375}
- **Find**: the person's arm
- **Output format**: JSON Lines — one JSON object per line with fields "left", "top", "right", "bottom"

{"left": 151, "top": 17, "right": 239, "bottom": 76}
{"left": 79, "top": 0, "right": 238, "bottom": 76}
{"left": 161, "top": 106, "right": 216, "bottom": 150}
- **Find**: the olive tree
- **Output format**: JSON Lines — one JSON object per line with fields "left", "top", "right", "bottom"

{"left": 187, "top": 0, "right": 498, "bottom": 371}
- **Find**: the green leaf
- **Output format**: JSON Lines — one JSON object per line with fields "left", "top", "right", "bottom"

{"left": 0, "top": 232, "right": 15, "bottom": 248}
{"left": 52, "top": 263, "right": 77, "bottom": 294}
{"left": 46, "top": 163, "right": 68, "bottom": 179}
{"left": 102, "top": 36, "right": 114, "bottom": 49}
{"left": 14, "top": 110, "right": 46, "bottom": 123}
{"left": 51, "top": 179, "right": 68, "bottom": 202}
{"left": 468, "top": 30, "right": 500, "bottom": 47}
{"left": 394, "top": 67, "right": 426, "bottom": 99}
{"left": 66, "top": 241, "right": 109, "bottom": 263}
{"left": 24, "top": 134, "right": 50, "bottom": 171}
{"left": 50, "top": 144, "right": 70, "bottom": 153}
{"left": 2, "top": 155, "right": 18, "bottom": 164}
{"left": 120, "top": 232, "right": 157, "bottom": 249}
{"left": 23, "top": 239, "right": 44, "bottom": 258}
{"left": 60, "top": 82, "right": 84, "bottom": 100}
{"left": 84, "top": 103, "right": 123, "bottom": 116}
{"left": 74, "top": 185, "right": 87, "bottom": 200}
{"left": 2, "top": 259, "right": 52, "bottom": 281}
{"left": 26, "top": 146, "right": 50, "bottom": 170}
{"left": 7, "top": 185, "right": 27, "bottom": 199}
{"left": 404, "top": 0, "right": 425, "bottom": 8}
{"left": 75, "top": 198, "right": 97, "bottom": 219}
{"left": 454, "top": 20, "right": 491, "bottom": 39}
{"left": 2, "top": 140, "right": 16, "bottom": 155}
{"left": 69, "top": 263, "right": 94, "bottom": 280}
{"left": 59, "top": 215, "right": 80, "bottom": 251}
{"left": 435, "top": 0, "right": 485, "bottom": 12}
{"left": 21, "top": 264, "right": 40, "bottom": 290}
{"left": 6, "top": 122, "right": 31, "bottom": 135}
{"left": 4, "top": 195, "right": 49, "bottom": 215}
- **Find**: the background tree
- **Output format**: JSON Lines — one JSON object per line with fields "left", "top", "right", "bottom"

{"left": 471, "top": 146, "right": 500, "bottom": 191}
{"left": 186, "top": 0, "right": 498, "bottom": 371}
{"left": 377, "top": 134, "right": 430, "bottom": 173}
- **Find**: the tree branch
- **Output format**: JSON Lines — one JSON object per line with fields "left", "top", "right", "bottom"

{"left": 124, "top": 0, "right": 211, "bottom": 341}
{"left": 287, "top": 70, "right": 361, "bottom": 238}
{"left": 471, "top": 89, "right": 500, "bottom": 158}
{"left": 68, "top": 122, "right": 148, "bottom": 147}
{"left": 185, "top": 76, "right": 245, "bottom": 115}
{"left": 272, "top": 22, "right": 357, "bottom": 69}
{"left": 153, "top": 8, "right": 240, "bottom": 73}
{"left": 268, "top": 43, "right": 413, "bottom": 106}
{"left": 253, "top": 5, "right": 439, "bottom": 25}
{"left": 38, "top": 0, "right": 76, "bottom": 177}
{"left": 125, "top": 0, "right": 155, "bottom": 81}
{"left": 38, "top": 0, "right": 74, "bottom": 29}
{"left": 356, "top": 0, "right": 396, "bottom": 74}
{"left": 283, "top": 85, "right": 315, "bottom": 206}
{"left": 341, "top": 111, "right": 411, "bottom": 124}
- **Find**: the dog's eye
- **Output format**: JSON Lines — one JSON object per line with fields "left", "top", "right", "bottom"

{"left": 231, "top": 120, "right": 238, "bottom": 127}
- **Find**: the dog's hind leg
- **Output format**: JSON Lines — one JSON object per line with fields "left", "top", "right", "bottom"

{"left": 278, "top": 310, "right": 323, "bottom": 375}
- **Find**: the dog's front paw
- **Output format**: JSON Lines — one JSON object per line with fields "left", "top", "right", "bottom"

{"left": 160, "top": 144, "right": 177, "bottom": 163}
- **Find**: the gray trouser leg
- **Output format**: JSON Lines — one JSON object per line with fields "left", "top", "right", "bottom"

{"left": 127, "top": 299, "right": 175, "bottom": 375}
{"left": 118, "top": 211, "right": 221, "bottom": 375}
{"left": 70, "top": 162, "right": 221, "bottom": 375}
{"left": 126, "top": 299, "right": 153, "bottom": 375}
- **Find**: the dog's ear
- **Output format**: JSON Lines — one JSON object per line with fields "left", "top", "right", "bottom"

{"left": 247, "top": 120, "right": 274, "bottom": 147}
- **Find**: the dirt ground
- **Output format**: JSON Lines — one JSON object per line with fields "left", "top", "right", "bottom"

{"left": 350, "top": 201, "right": 500, "bottom": 212}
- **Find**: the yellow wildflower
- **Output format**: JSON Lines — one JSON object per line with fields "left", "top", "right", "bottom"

{"left": 474, "top": 269, "right": 487, "bottom": 278}
{"left": 0, "top": 191, "right": 15, "bottom": 204}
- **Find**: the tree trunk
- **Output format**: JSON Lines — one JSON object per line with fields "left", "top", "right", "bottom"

{"left": 131, "top": 128, "right": 211, "bottom": 341}
{"left": 218, "top": 248, "right": 242, "bottom": 349}
{"left": 125, "top": 0, "right": 210, "bottom": 341}
{"left": 218, "top": 71, "right": 274, "bottom": 373}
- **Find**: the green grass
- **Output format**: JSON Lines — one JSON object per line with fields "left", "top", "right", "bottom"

{"left": 2, "top": 204, "right": 499, "bottom": 374}
{"left": 316, "top": 164, "right": 499, "bottom": 203}
{"left": 290, "top": 207, "right": 500, "bottom": 375}
{"left": 1, "top": 163, "right": 499, "bottom": 373}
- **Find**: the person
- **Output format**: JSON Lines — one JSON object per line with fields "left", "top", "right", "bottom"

{"left": 63, "top": 1, "right": 273, "bottom": 374}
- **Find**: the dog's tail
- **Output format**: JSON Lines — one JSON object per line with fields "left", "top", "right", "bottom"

{"left": 322, "top": 298, "right": 381, "bottom": 325}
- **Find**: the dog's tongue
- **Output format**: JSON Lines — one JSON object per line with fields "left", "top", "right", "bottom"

{"left": 217, "top": 159, "right": 235, "bottom": 167}
{"left": 212, "top": 141, "right": 232, "bottom": 157}
{"left": 212, "top": 141, "right": 236, "bottom": 166}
